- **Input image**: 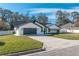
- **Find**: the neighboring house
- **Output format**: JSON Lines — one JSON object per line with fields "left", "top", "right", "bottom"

{"left": 14, "top": 21, "right": 59, "bottom": 36}
{"left": 60, "top": 23, "right": 79, "bottom": 33}
{"left": 46, "top": 24, "right": 59, "bottom": 34}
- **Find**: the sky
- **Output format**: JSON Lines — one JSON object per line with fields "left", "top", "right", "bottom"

{"left": 0, "top": 3, "right": 79, "bottom": 24}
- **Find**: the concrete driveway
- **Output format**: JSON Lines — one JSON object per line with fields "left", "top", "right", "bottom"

{"left": 28, "top": 36, "right": 79, "bottom": 51}
{"left": 24, "top": 36, "right": 79, "bottom": 56}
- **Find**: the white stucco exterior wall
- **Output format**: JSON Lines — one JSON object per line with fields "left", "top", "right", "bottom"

{"left": 15, "top": 28, "right": 23, "bottom": 36}
{"left": 70, "top": 30, "right": 79, "bottom": 33}
{"left": 60, "top": 29, "right": 79, "bottom": 33}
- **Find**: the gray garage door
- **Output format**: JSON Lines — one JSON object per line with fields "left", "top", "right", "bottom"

{"left": 23, "top": 28, "right": 37, "bottom": 35}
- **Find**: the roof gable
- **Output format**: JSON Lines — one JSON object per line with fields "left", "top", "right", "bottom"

{"left": 48, "top": 25, "right": 59, "bottom": 29}
{"left": 16, "top": 22, "right": 43, "bottom": 29}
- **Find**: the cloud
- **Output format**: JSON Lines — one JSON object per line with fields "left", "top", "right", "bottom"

{"left": 27, "top": 8, "right": 78, "bottom": 15}
{"left": 65, "top": 9, "right": 79, "bottom": 12}
{"left": 25, "top": 6, "right": 79, "bottom": 24}
{"left": 26, "top": 6, "right": 79, "bottom": 15}
{"left": 28, "top": 8, "right": 62, "bottom": 14}
{"left": 27, "top": 8, "right": 59, "bottom": 20}
{"left": 26, "top": 7, "right": 79, "bottom": 21}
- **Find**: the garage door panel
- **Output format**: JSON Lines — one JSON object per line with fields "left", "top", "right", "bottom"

{"left": 23, "top": 28, "right": 37, "bottom": 34}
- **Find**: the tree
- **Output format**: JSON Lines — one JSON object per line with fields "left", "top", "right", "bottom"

{"left": 18, "top": 14, "right": 30, "bottom": 24}
{"left": 10, "top": 24, "right": 14, "bottom": 30}
{"left": 71, "top": 11, "right": 79, "bottom": 27}
{"left": 38, "top": 13, "right": 48, "bottom": 26}
{"left": 0, "top": 20, "right": 5, "bottom": 30}
{"left": 0, "top": 20, "right": 11, "bottom": 30}
{"left": 4, "top": 9, "right": 13, "bottom": 22}
{"left": 0, "top": 8, "right": 5, "bottom": 21}
{"left": 3, "top": 22, "right": 11, "bottom": 30}
{"left": 56, "top": 10, "right": 71, "bottom": 27}
{"left": 71, "top": 11, "right": 79, "bottom": 23}
{"left": 11, "top": 12, "right": 19, "bottom": 24}
{"left": 31, "top": 16, "right": 37, "bottom": 23}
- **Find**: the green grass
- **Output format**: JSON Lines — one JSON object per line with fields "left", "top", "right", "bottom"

{"left": 51, "top": 33, "right": 79, "bottom": 40}
{"left": 0, "top": 35, "right": 43, "bottom": 55}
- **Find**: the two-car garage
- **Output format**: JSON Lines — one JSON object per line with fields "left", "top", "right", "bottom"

{"left": 15, "top": 22, "right": 44, "bottom": 36}
{"left": 23, "top": 28, "right": 37, "bottom": 35}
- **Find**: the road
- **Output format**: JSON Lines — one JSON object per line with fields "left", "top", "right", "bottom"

{"left": 26, "top": 45, "right": 79, "bottom": 56}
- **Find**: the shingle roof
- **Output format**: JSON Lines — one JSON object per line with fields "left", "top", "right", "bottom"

{"left": 61, "top": 23, "right": 79, "bottom": 30}
{"left": 15, "top": 21, "right": 45, "bottom": 29}
{"left": 61, "top": 23, "right": 74, "bottom": 28}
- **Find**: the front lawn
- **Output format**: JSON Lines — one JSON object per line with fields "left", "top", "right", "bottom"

{"left": 0, "top": 35, "right": 43, "bottom": 55}
{"left": 51, "top": 33, "right": 79, "bottom": 40}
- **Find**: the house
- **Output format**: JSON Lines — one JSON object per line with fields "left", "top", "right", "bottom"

{"left": 60, "top": 23, "right": 79, "bottom": 33}
{"left": 14, "top": 21, "right": 45, "bottom": 36}
{"left": 46, "top": 24, "right": 59, "bottom": 34}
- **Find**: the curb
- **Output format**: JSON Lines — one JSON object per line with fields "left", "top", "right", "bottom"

{"left": 5, "top": 47, "right": 46, "bottom": 56}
